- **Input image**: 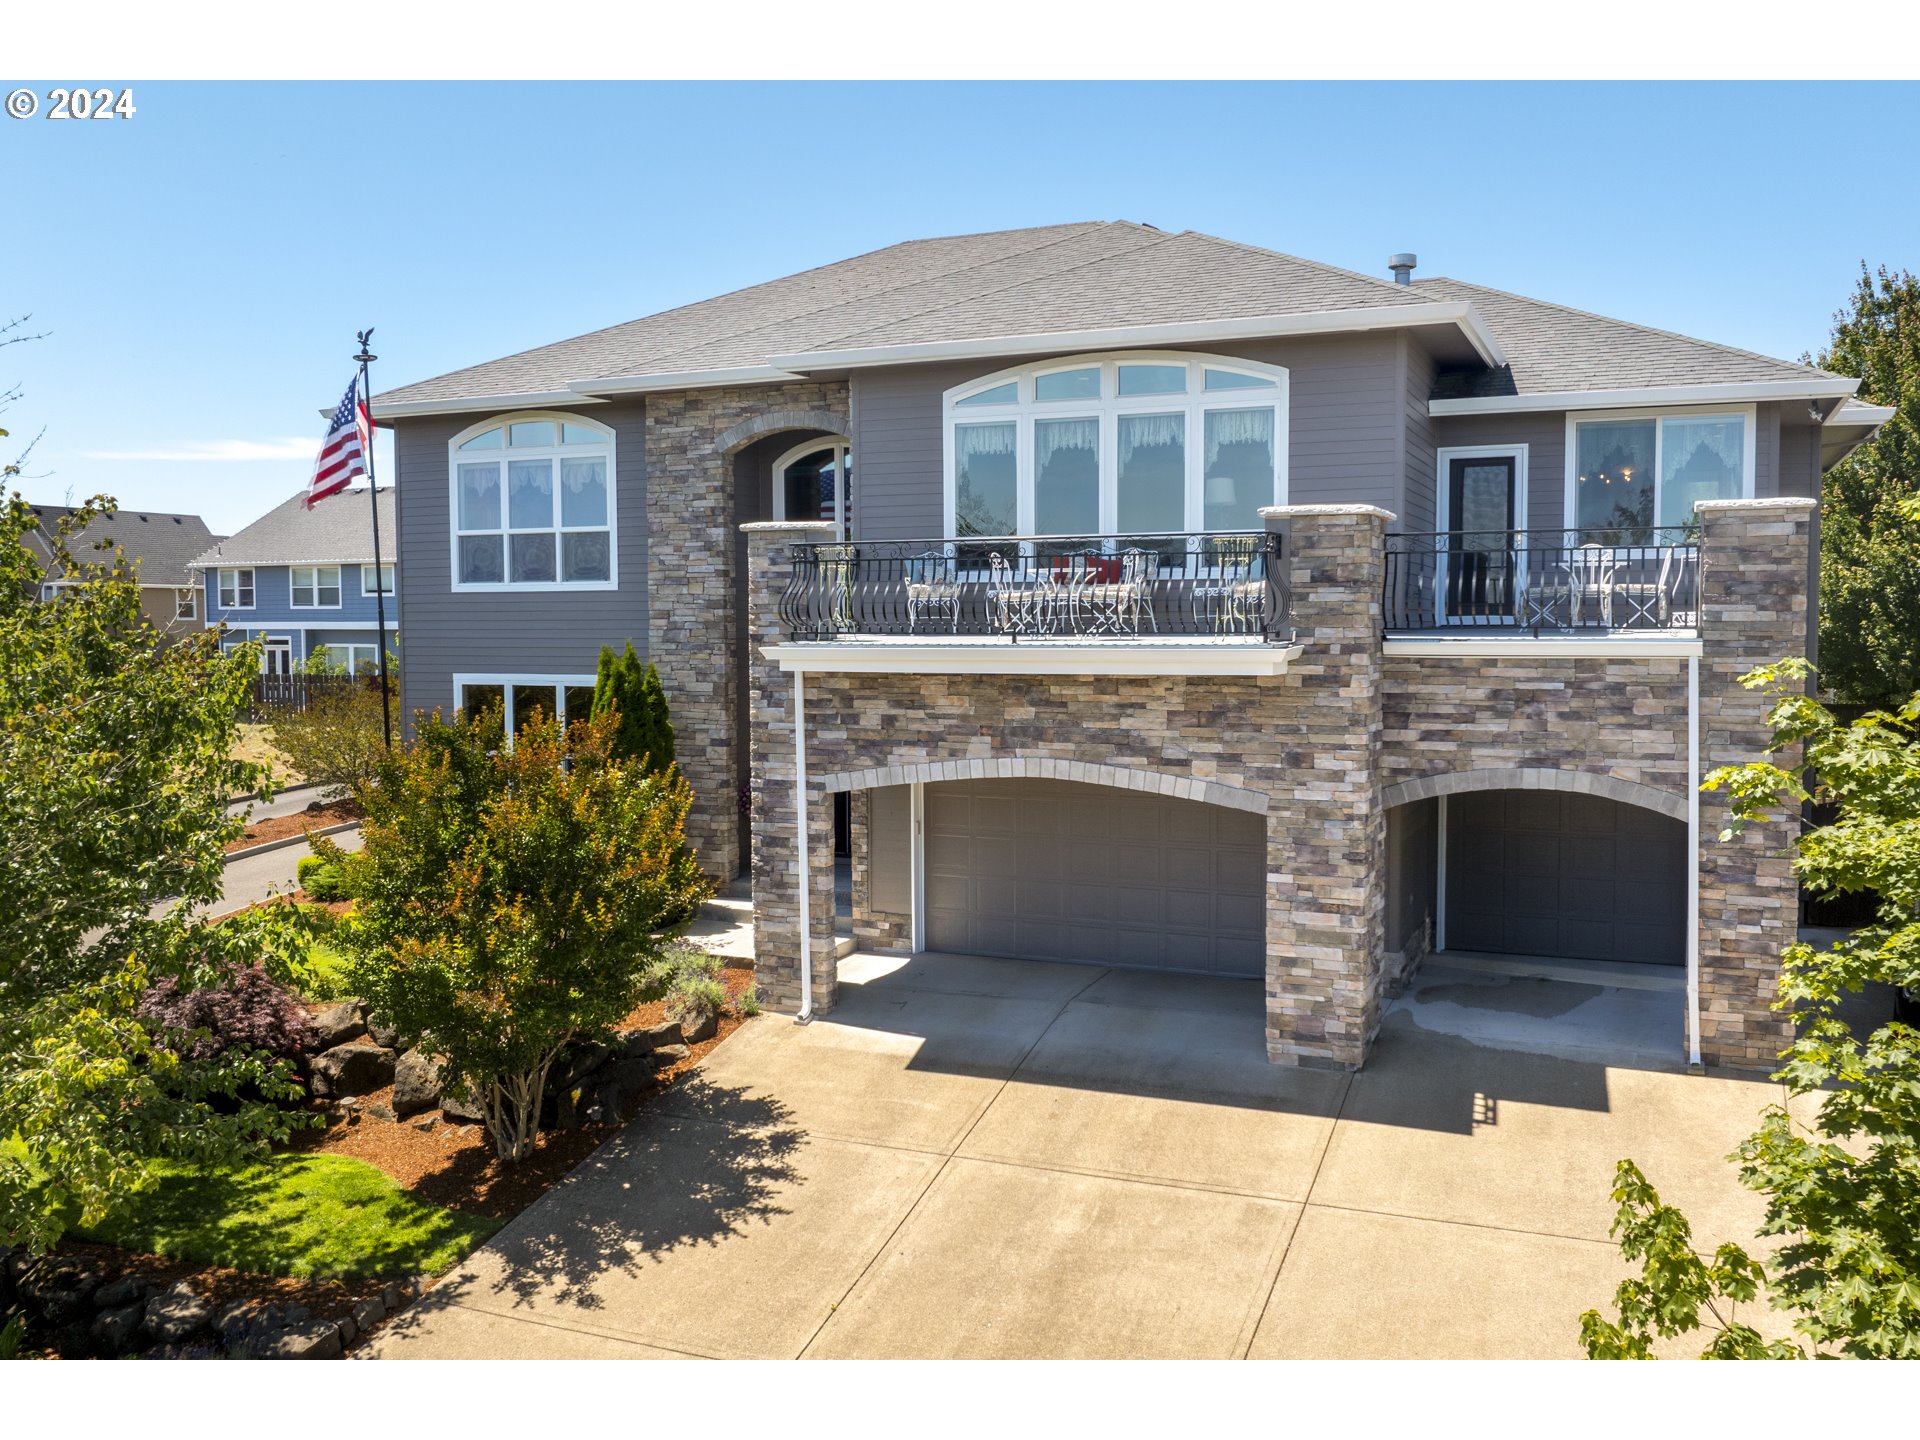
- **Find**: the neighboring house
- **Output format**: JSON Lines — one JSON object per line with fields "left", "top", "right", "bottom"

{"left": 371, "top": 220, "right": 1893, "bottom": 1073}
{"left": 26, "top": 502, "right": 219, "bottom": 642}
{"left": 191, "top": 485, "right": 398, "bottom": 676}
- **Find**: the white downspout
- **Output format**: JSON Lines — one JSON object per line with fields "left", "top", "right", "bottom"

{"left": 793, "top": 667, "right": 813, "bottom": 1025}
{"left": 1686, "top": 653, "right": 1702, "bottom": 1071}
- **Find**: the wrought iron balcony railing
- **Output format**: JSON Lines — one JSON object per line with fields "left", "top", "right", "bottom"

{"left": 778, "top": 532, "right": 1291, "bottom": 643}
{"left": 1383, "top": 527, "right": 1701, "bottom": 633}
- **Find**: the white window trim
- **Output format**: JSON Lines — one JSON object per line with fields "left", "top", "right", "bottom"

{"left": 448, "top": 410, "right": 618, "bottom": 593}
{"left": 175, "top": 587, "right": 198, "bottom": 620}
{"left": 1562, "top": 404, "right": 1756, "bottom": 536}
{"left": 1435, "top": 444, "right": 1530, "bottom": 534}
{"left": 940, "top": 349, "right": 1290, "bottom": 541}
{"left": 313, "top": 641, "right": 382, "bottom": 673}
{"left": 452, "top": 672, "right": 598, "bottom": 741}
{"left": 361, "top": 563, "right": 396, "bottom": 597}
{"left": 772, "top": 437, "right": 852, "bottom": 540}
{"left": 289, "top": 564, "right": 344, "bottom": 610}
{"left": 217, "top": 567, "right": 255, "bottom": 610}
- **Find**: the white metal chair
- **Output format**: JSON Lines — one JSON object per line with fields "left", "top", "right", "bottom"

{"left": 987, "top": 551, "right": 1057, "bottom": 634}
{"left": 1078, "top": 547, "right": 1158, "bottom": 635}
{"left": 1565, "top": 544, "right": 1619, "bottom": 628}
{"left": 903, "top": 550, "right": 963, "bottom": 633}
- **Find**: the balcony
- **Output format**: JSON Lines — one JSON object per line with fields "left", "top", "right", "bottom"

{"left": 1383, "top": 528, "right": 1701, "bottom": 646}
{"left": 767, "top": 532, "right": 1299, "bottom": 677}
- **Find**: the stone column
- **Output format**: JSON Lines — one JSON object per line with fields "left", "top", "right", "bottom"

{"left": 1696, "top": 497, "right": 1815, "bottom": 1070}
{"left": 1257, "top": 504, "right": 1391, "bottom": 1068}
{"left": 743, "top": 521, "right": 840, "bottom": 1017}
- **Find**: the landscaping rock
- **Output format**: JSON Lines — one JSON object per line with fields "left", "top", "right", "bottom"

{"left": 650, "top": 1042, "right": 692, "bottom": 1066}
{"left": 249, "top": 1318, "right": 342, "bottom": 1359}
{"left": 617, "top": 1020, "right": 681, "bottom": 1055}
{"left": 310, "top": 1041, "right": 395, "bottom": 1099}
{"left": 392, "top": 1048, "right": 443, "bottom": 1115}
{"left": 352, "top": 1296, "right": 387, "bottom": 1331}
{"left": 676, "top": 1008, "right": 719, "bottom": 1044}
{"left": 309, "top": 1000, "right": 368, "bottom": 1050}
{"left": 143, "top": 1283, "right": 212, "bottom": 1342}
{"left": 20, "top": 1256, "right": 103, "bottom": 1322}
{"left": 557, "top": 1040, "right": 610, "bottom": 1088}
{"left": 93, "top": 1273, "right": 149, "bottom": 1309}
{"left": 91, "top": 1303, "right": 146, "bottom": 1353}
{"left": 337, "top": 1316, "right": 357, "bottom": 1347}
{"left": 366, "top": 1013, "right": 401, "bottom": 1048}
{"left": 366, "top": 1101, "right": 397, "bottom": 1124}
{"left": 439, "top": 1083, "right": 484, "bottom": 1123}
{"left": 410, "top": 1114, "right": 437, "bottom": 1132}
{"left": 214, "top": 1299, "right": 261, "bottom": 1340}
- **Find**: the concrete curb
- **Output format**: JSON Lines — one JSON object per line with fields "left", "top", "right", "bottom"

{"left": 224, "top": 819, "right": 361, "bottom": 864}
{"left": 226, "top": 780, "right": 328, "bottom": 808}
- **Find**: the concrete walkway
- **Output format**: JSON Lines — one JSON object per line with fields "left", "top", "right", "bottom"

{"left": 368, "top": 951, "right": 1791, "bottom": 1360}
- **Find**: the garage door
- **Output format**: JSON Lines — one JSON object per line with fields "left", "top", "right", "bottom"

{"left": 923, "top": 778, "right": 1266, "bottom": 976}
{"left": 1445, "top": 790, "right": 1685, "bottom": 965}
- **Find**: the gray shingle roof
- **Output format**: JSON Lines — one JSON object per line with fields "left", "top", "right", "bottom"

{"left": 1414, "top": 276, "right": 1837, "bottom": 400}
{"left": 374, "top": 222, "right": 1433, "bottom": 407}
{"left": 28, "top": 503, "right": 218, "bottom": 587}
{"left": 190, "top": 486, "right": 396, "bottom": 569}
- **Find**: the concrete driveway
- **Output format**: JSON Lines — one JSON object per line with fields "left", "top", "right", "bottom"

{"left": 368, "top": 953, "right": 1791, "bottom": 1360}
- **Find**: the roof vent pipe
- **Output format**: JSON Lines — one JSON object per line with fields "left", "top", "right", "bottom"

{"left": 1388, "top": 253, "right": 1417, "bottom": 285}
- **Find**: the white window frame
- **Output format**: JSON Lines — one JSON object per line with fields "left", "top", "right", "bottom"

{"left": 217, "top": 567, "right": 255, "bottom": 610}
{"left": 452, "top": 672, "right": 598, "bottom": 742}
{"left": 174, "top": 587, "right": 198, "bottom": 620}
{"left": 940, "top": 350, "right": 1290, "bottom": 541}
{"left": 772, "top": 437, "right": 852, "bottom": 541}
{"left": 361, "top": 563, "right": 395, "bottom": 597}
{"left": 289, "top": 564, "right": 343, "bottom": 609}
{"left": 1433, "top": 444, "right": 1532, "bottom": 628}
{"left": 448, "top": 411, "right": 618, "bottom": 593}
{"left": 1563, "top": 404, "right": 1756, "bottom": 536}
{"left": 313, "top": 640, "right": 381, "bottom": 673}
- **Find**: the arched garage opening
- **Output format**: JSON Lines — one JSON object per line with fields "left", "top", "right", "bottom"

{"left": 1385, "top": 772, "right": 1688, "bottom": 970}
{"left": 834, "top": 764, "right": 1269, "bottom": 979}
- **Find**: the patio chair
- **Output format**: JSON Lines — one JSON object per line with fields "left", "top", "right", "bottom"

{"left": 1194, "top": 535, "right": 1265, "bottom": 634}
{"left": 903, "top": 549, "right": 963, "bottom": 633}
{"left": 1566, "top": 544, "right": 1619, "bottom": 628}
{"left": 1078, "top": 547, "right": 1159, "bottom": 636}
{"left": 987, "top": 550, "right": 1056, "bottom": 635}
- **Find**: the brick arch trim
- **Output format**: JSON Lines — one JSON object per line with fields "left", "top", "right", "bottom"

{"left": 1379, "top": 767, "right": 1686, "bottom": 822}
{"left": 813, "top": 756, "right": 1269, "bottom": 815}
{"left": 716, "top": 409, "right": 849, "bottom": 455}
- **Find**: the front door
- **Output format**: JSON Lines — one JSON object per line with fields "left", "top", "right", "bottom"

{"left": 1445, "top": 455, "right": 1518, "bottom": 620}
{"left": 260, "top": 639, "right": 292, "bottom": 677}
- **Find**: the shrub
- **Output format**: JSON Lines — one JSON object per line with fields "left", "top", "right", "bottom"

{"left": 296, "top": 854, "right": 348, "bottom": 902}
{"left": 320, "top": 700, "right": 710, "bottom": 1163}
{"left": 267, "top": 669, "right": 389, "bottom": 799}
{"left": 590, "top": 642, "right": 675, "bottom": 773}
{"left": 136, "top": 962, "right": 313, "bottom": 1067}
{"left": 734, "top": 984, "right": 761, "bottom": 1019}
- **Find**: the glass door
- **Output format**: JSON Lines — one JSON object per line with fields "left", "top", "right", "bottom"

{"left": 1445, "top": 456, "right": 1517, "bottom": 620}
{"left": 774, "top": 440, "right": 852, "bottom": 542}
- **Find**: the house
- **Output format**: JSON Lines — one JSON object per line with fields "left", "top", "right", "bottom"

{"left": 370, "top": 221, "right": 1892, "bottom": 1072}
{"left": 26, "top": 502, "right": 218, "bottom": 642}
{"left": 191, "top": 485, "right": 398, "bottom": 675}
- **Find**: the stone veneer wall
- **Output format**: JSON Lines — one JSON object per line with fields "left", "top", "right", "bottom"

{"left": 646, "top": 383, "right": 849, "bottom": 881}
{"left": 747, "top": 506, "right": 1393, "bottom": 1067}
{"left": 1695, "top": 499, "right": 1813, "bottom": 1069}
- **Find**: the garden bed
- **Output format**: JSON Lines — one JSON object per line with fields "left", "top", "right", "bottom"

{"left": 225, "top": 799, "right": 360, "bottom": 853}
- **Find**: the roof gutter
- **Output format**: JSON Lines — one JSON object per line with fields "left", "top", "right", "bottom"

{"left": 1430, "top": 376, "right": 1861, "bottom": 416}
{"left": 764, "top": 300, "right": 1508, "bottom": 373}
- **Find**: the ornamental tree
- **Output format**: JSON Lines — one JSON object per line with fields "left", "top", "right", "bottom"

{"left": 0, "top": 492, "right": 318, "bottom": 1253}
{"left": 1581, "top": 659, "right": 1920, "bottom": 1359}
{"left": 590, "top": 641, "right": 675, "bottom": 774}
{"left": 318, "top": 701, "right": 709, "bottom": 1163}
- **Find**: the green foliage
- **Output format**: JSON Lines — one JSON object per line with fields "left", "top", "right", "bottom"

{"left": 661, "top": 946, "right": 727, "bottom": 1030}
{"left": 590, "top": 641, "right": 675, "bottom": 774}
{"left": 320, "top": 700, "right": 710, "bottom": 1162}
{"left": 1586, "top": 662, "right": 1920, "bottom": 1358}
{"left": 0, "top": 1313, "right": 23, "bottom": 1360}
{"left": 296, "top": 853, "right": 348, "bottom": 902}
{"left": 267, "top": 669, "right": 389, "bottom": 799}
{"left": 1812, "top": 264, "right": 1920, "bottom": 706}
{"left": 77, "top": 1152, "right": 497, "bottom": 1281}
{"left": 735, "top": 983, "right": 761, "bottom": 1018}
{"left": 0, "top": 492, "right": 320, "bottom": 1253}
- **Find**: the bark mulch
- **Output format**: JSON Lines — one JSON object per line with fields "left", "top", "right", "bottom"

{"left": 225, "top": 800, "right": 360, "bottom": 853}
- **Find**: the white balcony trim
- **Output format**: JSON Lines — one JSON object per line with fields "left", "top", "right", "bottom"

{"left": 1384, "top": 634, "right": 1702, "bottom": 659}
{"left": 762, "top": 637, "right": 1303, "bottom": 677}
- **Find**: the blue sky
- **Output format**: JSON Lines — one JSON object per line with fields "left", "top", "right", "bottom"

{"left": 7, "top": 80, "right": 1916, "bottom": 535}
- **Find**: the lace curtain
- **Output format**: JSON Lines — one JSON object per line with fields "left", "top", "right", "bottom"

{"left": 1118, "top": 413, "right": 1185, "bottom": 466}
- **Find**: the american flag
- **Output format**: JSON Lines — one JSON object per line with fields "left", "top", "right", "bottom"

{"left": 308, "top": 375, "right": 371, "bottom": 508}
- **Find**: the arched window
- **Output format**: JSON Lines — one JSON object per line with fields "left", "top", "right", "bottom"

{"left": 449, "top": 413, "right": 616, "bottom": 590}
{"left": 772, "top": 437, "right": 852, "bottom": 540}
{"left": 942, "top": 351, "right": 1288, "bottom": 541}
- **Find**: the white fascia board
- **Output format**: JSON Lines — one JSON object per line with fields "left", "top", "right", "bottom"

{"left": 362, "top": 390, "right": 611, "bottom": 421}
{"left": 1430, "top": 377, "right": 1860, "bottom": 416}
{"left": 569, "top": 365, "right": 803, "bottom": 396}
{"left": 1827, "top": 402, "right": 1895, "bottom": 428}
{"left": 767, "top": 301, "right": 1507, "bottom": 374}
{"left": 1384, "top": 635, "right": 1704, "bottom": 659}
{"left": 762, "top": 640, "right": 1305, "bottom": 677}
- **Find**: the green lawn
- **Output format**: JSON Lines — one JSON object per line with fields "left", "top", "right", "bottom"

{"left": 80, "top": 1152, "right": 498, "bottom": 1281}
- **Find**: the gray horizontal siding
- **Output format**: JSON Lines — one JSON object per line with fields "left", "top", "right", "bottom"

{"left": 391, "top": 398, "right": 649, "bottom": 727}
{"left": 1401, "top": 335, "right": 1438, "bottom": 531}
{"left": 848, "top": 334, "right": 1407, "bottom": 539}
{"left": 1430, "top": 412, "right": 1569, "bottom": 532}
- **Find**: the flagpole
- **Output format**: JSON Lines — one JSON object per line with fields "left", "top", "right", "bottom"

{"left": 355, "top": 328, "right": 394, "bottom": 750}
